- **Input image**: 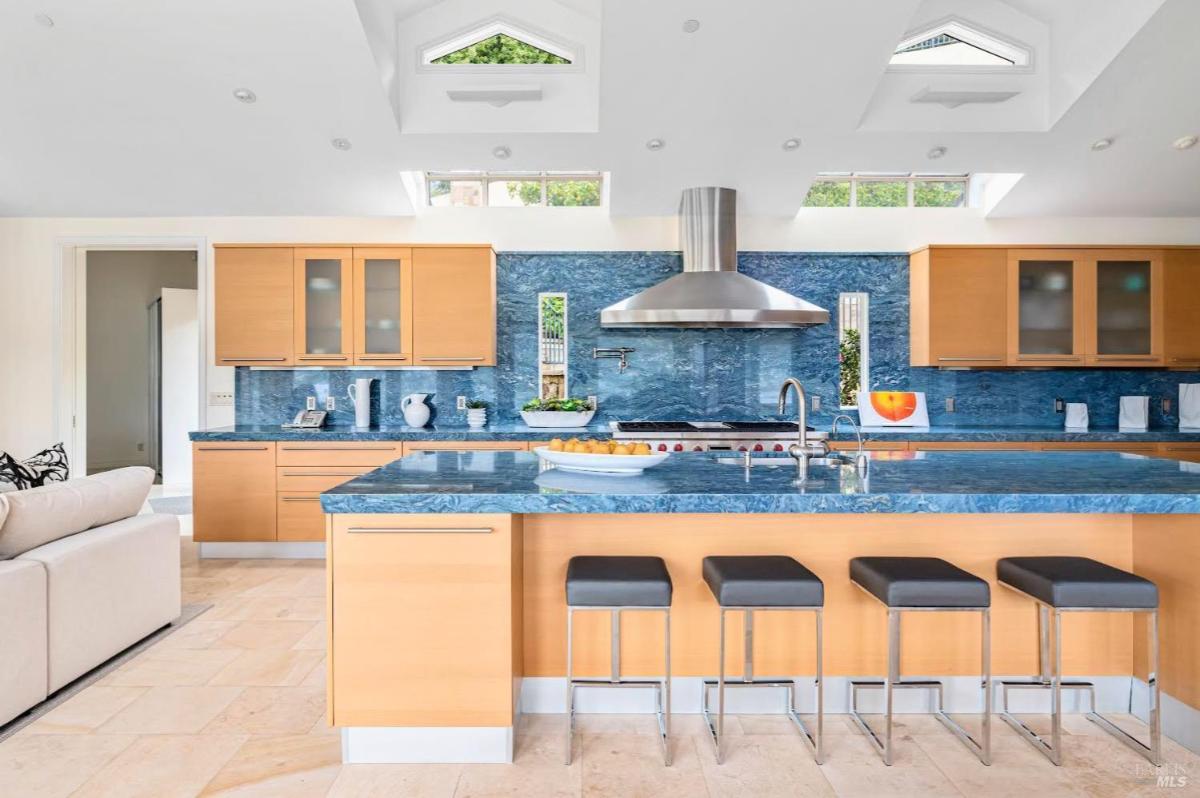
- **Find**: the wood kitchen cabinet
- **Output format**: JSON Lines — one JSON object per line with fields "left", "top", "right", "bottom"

{"left": 910, "top": 246, "right": 1008, "bottom": 367}
{"left": 215, "top": 248, "right": 295, "bottom": 366}
{"left": 294, "top": 247, "right": 353, "bottom": 367}
{"left": 1006, "top": 249, "right": 1090, "bottom": 366}
{"left": 193, "top": 443, "right": 278, "bottom": 541}
{"left": 411, "top": 247, "right": 497, "bottom": 366}
{"left": 352, "top": 247, "right": 413, "bottom": 366}
{"left": 1164, "top": 249, "right": 1200, "bottom": 368}
{"left": 1083, "top": 249, "right": 1163, "bottom": 367}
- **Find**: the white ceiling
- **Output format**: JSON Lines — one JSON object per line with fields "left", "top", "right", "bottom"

{"left": 0, "top": 0, "right": 1197, "bottom": 218}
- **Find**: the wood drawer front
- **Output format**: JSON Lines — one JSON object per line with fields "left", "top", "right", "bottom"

{"left": 908, "top": 442, "right": 1040, "bottom": 451}
{"left": 1041, "top": 442, "right": 1158, "bottom": 454}
{"left": 329, "top": 513, "right": 517, "bottom": 727}
{"left": 829, "top": 441, "right": 909, "bottom": 452}
{"left": 1158, "top": 444, "right": 1200, "bottom": 463}
{"left": 276, "top": 466, "right": 375, "bottom": 493}
{"left": 193, "top": 443, "right": 277, "bottom": 542}
{"left": 402, "top": 441, "right": 528, "bottom": 455}
{"left": 276, "top": 441, "right": 402, "bottom": 467}
{"left": 277, "top": 493, "right": 327, "bottom": 542}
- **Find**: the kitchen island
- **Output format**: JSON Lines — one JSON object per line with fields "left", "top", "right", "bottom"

{"left": 319, "top": 449, "right": 1200, "bottom": 763}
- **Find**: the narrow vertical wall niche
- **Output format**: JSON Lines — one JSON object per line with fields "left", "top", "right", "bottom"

{"left": 839, "top": 292, "right": 870, "bottom": 410}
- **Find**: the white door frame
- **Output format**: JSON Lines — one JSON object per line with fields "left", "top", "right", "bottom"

{"left": 53, "top": 235, "right": 210, "bottom": 471}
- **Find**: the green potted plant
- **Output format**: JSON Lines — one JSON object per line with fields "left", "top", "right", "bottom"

{"left": 520, "top": 397, "right": 596, "bottom": 428}
{"left": 465, "top": 399, "right": 488, "bottom": 429}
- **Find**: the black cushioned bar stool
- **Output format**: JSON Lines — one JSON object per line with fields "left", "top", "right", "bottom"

{"left": 997, "top": 556, "right": 1161, "bottom": 767}
{"left": 849, "top": 557, "right": 992, "bottom": 766}
{"left": 564, "top": 556, "right": 673, "bottom": 766}
{"left": 700, "top": 556, "right": 825, "bottom": 764}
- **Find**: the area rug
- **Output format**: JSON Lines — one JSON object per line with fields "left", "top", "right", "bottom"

{"left": 149, "top": 495, "right": 193, "bottom": 515}
{"left": 0, "top": 602, "right": 212, "bottom": 742}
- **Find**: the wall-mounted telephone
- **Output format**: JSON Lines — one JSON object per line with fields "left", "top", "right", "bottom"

{"left": 283, "top": 410, "right": 327, "bottom": 429}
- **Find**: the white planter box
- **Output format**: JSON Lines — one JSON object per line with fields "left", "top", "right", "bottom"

{"left": 520, "top": 410, "right": 596, "bottom": 429}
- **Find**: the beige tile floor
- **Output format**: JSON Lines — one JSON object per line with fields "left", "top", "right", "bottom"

{"left": 2, "top": 534, "right": 1198, "bottom": 797}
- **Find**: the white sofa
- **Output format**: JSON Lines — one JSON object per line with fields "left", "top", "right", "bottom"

{"left": 0, "top": 467, "right": 180, "bottom": 727}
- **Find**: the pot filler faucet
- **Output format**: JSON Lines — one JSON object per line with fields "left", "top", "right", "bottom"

{"left": 777, "top": 377, "right": 829, "bottom": 482}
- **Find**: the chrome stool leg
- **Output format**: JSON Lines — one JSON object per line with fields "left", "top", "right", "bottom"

{"left": 564, "top": 605, "right": 672, "bottom": 767}
{"left": 850, "top": 607, "right": 992, "bottom": 767}
{"left": 701, "top": 607, "right": 823, "bottom": 765}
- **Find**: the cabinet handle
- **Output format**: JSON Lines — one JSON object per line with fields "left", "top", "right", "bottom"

{"left": 280, "top": 496, "right": 322, "bottom": 502}
{"left": 280, "top": 471, "right": 365, "bottom": 477}
{"left": 1095, "top": 355, "right": 1159, "bottom": 361}
{"left": 936, "top": 356, "right": 1004, "bottom": 362}
{"left": 219, "top": 357, "right": 287, "bottom": 362}
{"left": 298, "top": 355, "right": 348, "bottom": 361}
{"left": 418, "top": 357, "right": 485, "bottom": 362}
{"left": 1016, "top": 356, "right": 1082, "bottom": 362}
{"left": 1169, "top": 357, "right": 1200, "bottom": 363}
{"left": 280, "top": 446, "right": 397, "bottom": 451}
{"left": 357, "top": 355, "right": 408, "bottom": 360}
{"left": 197, "top": 446, "right": 270, "bottom": 451}
{"left": 347, "top": 526, "right": 493, "bottom": 534}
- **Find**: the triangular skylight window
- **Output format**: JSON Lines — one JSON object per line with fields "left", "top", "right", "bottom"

{"left": 422, "top": 19, "right": 576, "bottom": 66}
{"left": 432, "top": 33, "right": 570, "bottom": 65}
{"left": 890, "top": 19, "right": 1030, "bottom": 68}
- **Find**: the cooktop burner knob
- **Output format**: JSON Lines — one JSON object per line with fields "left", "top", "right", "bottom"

{"left": 673, "top": 443, "right": 684, "bottom": 452}
{"left": 658, "top": 444, "right": 668, "bottom": 452}
{"left": 693, "top": 445, "right": 703, "bottom": 452}
{"left": 753, "top": 443, "right": 764, "bottom": 451}
{"left": 737, "top": 446, "right": 748, "bottom": 452}
{"left": 773, "top": 444, "right": 784, "bottom": 451}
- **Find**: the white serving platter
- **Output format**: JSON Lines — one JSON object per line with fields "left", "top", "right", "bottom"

{"left": 532, "top": 446, "right": 670, "bottom": 475}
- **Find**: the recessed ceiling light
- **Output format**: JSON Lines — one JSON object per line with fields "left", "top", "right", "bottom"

{"left": 1091, "top": 138, "right": 1114, "bottom": 152}
{"left": 682, "top": 19, "right": 700, "bottom": 33}
{"left": 331, "top": 137, "right": 352, "bottom": 151}
{"left": 927, "top": 145, "right": 948, "bottom": 159}
{"left": 34, "top": 12, "right": 54, "bottom": 27}
{"left": 492, "top": 145, "right": 511, "bottom": 160}
{"left": 1173, "top": 135, "right": 1198, "bottom": 151}
{"left": 782, "top": 138, "right": 801, "bottom": 151}
{"left": 232, "top": 88, "right": 257, "bottom": 104}
{"left": 646, "top": 138, "right": 665, "bottom": 151}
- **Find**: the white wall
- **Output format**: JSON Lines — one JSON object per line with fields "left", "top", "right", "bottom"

{"left": 3, "top": 211, "right": 1200, "bottom": 456}
{"left": 84, "top": 251, "right": 197, "bottom": 472}
{"left": 161, "top": 287, "right": 199, "bottom": 487}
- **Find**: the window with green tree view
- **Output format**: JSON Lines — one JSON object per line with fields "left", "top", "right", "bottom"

{"left": 430, "top": 33, "right": 571, "bottom": 65}
{"left": 427, "top": 172, "right": 603, "bottom": 207}
{"left": 804, "top": 173, "right": 968, "bottom": 208}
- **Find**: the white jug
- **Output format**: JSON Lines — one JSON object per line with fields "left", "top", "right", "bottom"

{"left": 402, "top": 393, "right": 431, "bottom": 428}
{"left": 347, "top": 378, "right": 374, "bottom": 429}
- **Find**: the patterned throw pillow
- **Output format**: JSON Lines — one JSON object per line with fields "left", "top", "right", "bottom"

{"left": 0, "top": 443, "right": 70, "bottom": 492}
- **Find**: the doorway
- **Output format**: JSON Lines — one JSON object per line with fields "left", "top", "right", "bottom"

{"left": 82, "top": 251, "right": 199, "bottom": 485}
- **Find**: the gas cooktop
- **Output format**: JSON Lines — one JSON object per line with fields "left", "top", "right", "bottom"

{"left": 614, "top": 421, "right": 815, "bottom": 434}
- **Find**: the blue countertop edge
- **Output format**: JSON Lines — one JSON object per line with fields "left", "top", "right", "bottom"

{"left": 190, "top": 423, "right": 1200, "bottom": 443}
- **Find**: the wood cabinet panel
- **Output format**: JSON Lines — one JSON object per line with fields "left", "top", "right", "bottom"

{"left": 1040, "top": 442, "right": 1158, "bottom": 454}
{"left": 293, "top": 247, "right": 354, "bottom": 366}
{"left": 1006, "top": 249, "right": 1090, "bottom": 366}
{"left": 1164, "top": 249, "right": 1200, "bottom": 368}
{"left": 910, "top": 247, "right": 1007, "bottom": 367}
{"left": 215, "top": 248, "right": 294, "bottom": 366}
{"left": 329, "top": 513, "right": 520, "bottom": 727}
{"left": 193, "top": 443, "right": 277, "bottom": 542}
{"left": 1157, "top": 444, "right": 1200, "bottom": 463}
{"left": 276, "top": 494, "right": 326, "bottom": 542}
{"left": 275, "top": 465, "right": 377, "bottom": 493}
{"left": 411, "top": 247, "right": 496, "bottom": 366}
{"left": 351, "top": 247, "right": 413, "bottom": 366}
{"left": 1081, "top": 249, "right": 1163, "bottom": 367}
{"left": 907, "top": 441, "right": 1039, "bottom": 451}
{"left": 402, "top": 441, "right": 528, "bottom": 455}
{"left": 275, "top": 441, "right": 403, "bottom": 467}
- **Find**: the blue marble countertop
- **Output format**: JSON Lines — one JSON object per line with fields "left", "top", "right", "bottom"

{"left": 190, "top": 423, "right": 1200, "bottom": 443}
{"left": 319, "top": 449, "right": 1200, "bottom": 515}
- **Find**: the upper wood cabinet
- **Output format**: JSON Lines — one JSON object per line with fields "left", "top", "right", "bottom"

{"left": 1164, "top": 249, "right": 1200, "bottom": 368}
{"left": 910, "top": 247, "right": 1007, "bottom": 367}
{"left": 1082, "top": 249, "right": 1163, "bottom": 367}
{"left": 213, "top": 244, "right": 495, "bottom": 368}
{"left": 215, "top": 248, "right": 295, "bottom": 366}
{"left": 1006, "top": 249, "right": 1090, "bottom": 366}
{"left": 352, "top": 247, "right": 413, "bottom": 367}
{"left": 411, "top": 247, "right": 497, "bottom": 366}
{"left": 294, "top": 247, "right": 354, "bottom": 367}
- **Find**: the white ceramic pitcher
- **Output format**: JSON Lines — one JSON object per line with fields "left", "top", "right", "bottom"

{"left": 347, "top": 378, "right": 374, "bottom": 428}
{"left": 401, "top": 393, "right": 431, "bottom": 428}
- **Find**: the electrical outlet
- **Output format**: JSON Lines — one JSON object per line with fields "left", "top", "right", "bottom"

{"left": 945, "top": 397, "right": 956, "bottom": 413}
{"left": 456, "top": 396, "right": 467, "bottom": 411}
{"left": 136, "top": 442, "right": 144, "bottom": 452}
{"left": 587, "top": 395, "right": 598, "bottom": 409}
{"left": 306, "top": 396, "right": 317, "bottom": 411}
{"left": 810, "top": 395, "right": 821, "bottom": 412}
{"left": 325, "top": 396, "right": 336, "bottom": 412}
{"left": 1054, "top": 397, "right": 1065, "bottom": 413}
{"left": 209, "top": 391, "right": 233, "bottom": 407}
{"left": 1163, "top": 397, "right": 1173, "bottom": 414}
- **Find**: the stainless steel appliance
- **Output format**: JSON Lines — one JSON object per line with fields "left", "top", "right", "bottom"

{"left": 610, "top": 420, "right": 828, "bottom": 453}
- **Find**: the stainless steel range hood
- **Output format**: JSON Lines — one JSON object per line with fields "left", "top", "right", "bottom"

{"left": 600, "top": 187, "right": 830, "bottom": 328}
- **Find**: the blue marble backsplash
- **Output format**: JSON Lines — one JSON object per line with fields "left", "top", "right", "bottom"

{"left": 234, "top": 251, "right": 1195, "bottom": 429}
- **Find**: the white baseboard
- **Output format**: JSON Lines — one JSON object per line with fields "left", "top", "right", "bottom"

{"left": 198, "top": 542, "right": 325, "bottom": 559}
{"left": 1131, "top": 678, "right": 1200, "bottom": 755}
{"left": 341, "top": 726, "right": 513, "bottom": 764}
{"left": 520, "top": 675, "right": 1137, "bottom": 716}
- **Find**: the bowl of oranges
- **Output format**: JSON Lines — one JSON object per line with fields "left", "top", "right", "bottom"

{"left": 533, "top": 438, "right": 669, "bottom": 474}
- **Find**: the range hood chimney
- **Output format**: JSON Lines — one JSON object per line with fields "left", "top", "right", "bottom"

{"left": 600, "top": 187, "right": 830, "bottom": 328}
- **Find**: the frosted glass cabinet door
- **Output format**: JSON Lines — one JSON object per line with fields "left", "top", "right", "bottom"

{"left": 1090, "top": 253, "right": 1163, "bottom": 366}
{"left": 294, "top": 248, "right": 353, "bottom": 366}
{"left": 1013, "top": 258, "right": 1079, "bottom": 360}
{"left": 352, "top": 248, "right": 413, "bottom": 366}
